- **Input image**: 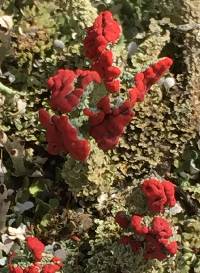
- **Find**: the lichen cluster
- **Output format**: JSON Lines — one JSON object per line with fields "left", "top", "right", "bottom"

{"left": 0, "top": 0, "right": 98, "bottom": 142}
{"left": 0, "top": 1, "right": 199, "bottom": 273}
{"left": 65, "top": 0, "right": 97, "bottom": 41}
{"left": 114, "top": 83, "right": 196, "bottom": 178}
{"left": 176, "top": 218, "right": 200, "bottom": 273}
{"left": 61, "top": 140, "right": 118, "bottom": 201}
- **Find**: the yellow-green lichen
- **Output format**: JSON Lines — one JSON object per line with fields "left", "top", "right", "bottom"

{"left": 112, "top": 84, "right": 196, "bottom": 178}
{"left": 61, "top": 140, "right": 118, "bottom": 201}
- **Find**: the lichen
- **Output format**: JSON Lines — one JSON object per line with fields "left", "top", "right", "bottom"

{"left": 61, "top": 140, "right": 118, "bottom": 201}
{"left": 111, "top": 83, "right": 195, "bottom": 178}
{"left": 176, "top": 217, "right": 200, "bottom": 273}
{"left": 65, "top": 0, "right": 97, "bottom": 37}
{"left": 130, "top": 18, "right": 170, "bottom": 73}
{"left": 0, "top": 2, "right": 199, "bottom": 273}
{"left": 85, "top": 241, "right": 177, "bottom": 273}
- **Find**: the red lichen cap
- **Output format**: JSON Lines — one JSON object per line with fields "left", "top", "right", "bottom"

{"left": 119, "top": 235, "right": 131, "bottom": 245}
{"left": 84, "top": 96, "right": 134, "bottom": 150}
{"left": 127, "top": 57, "right": 173, "bottom": 107}
{"left": 39, "top": 109, "right": 90, "bottom": 161}
{"left": 24, "top": 265, "right": 40, "bottom": 273}
{"left": 42, "top": 264, "right": 60, "bottom": 273}
{"left": 51, "top": 257, "right": 64, "bottom": 267}
{"left": 144, "top": 235, "right": 167, "bottom": 260}
{"left": 141, "top": 178, "right": 167, "bottom": 212}
{"left": 141, "top": 177, "right": 176, "bottom": 212}
{"left": 48, "top": 69, "right": 101, "bottom": 113}
{"left": 129, "top": 239, "right": 142, "bottom": 253}
{"left": 84, "top": 11, "right": 121, "bottom": 61}
{"left": 39, "top": 109, "right": 65, "bottom": 155}
{"left": 84, "top": 12, "right": 122, "bottom": 92}
{"left": 91, "top": 50, "right": 121, "bottom": 93}
{"left": 151, "top": 216, "right": 173, "bottom": 239}
{"left": 162, "top": 180, "right": 176, "bottom": 207}
{"left": 54, "top": 115, "right": 90, "bottom": 161}
{"left": 99, "top": 11, "right": 121, "bottom": 43}
{"left": 164, "top": 241, "right": 178, "bottom": 255}
{"left": 76, "top": 69, "right": 101, "bottom": 88}
{"left": 115, "top": 211, "right": 130, "bottom": 228}
{"left": 9, "top": 266, "right": 24, "bottom": 273}
{"left": 105, "top": 79, "right": 121, "bottom": 93}
{"left": 26, "top": 236, "right": 45, "bottom": 262}
{"left": 131, "top": 215, "right": 149, "bottom": 235}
